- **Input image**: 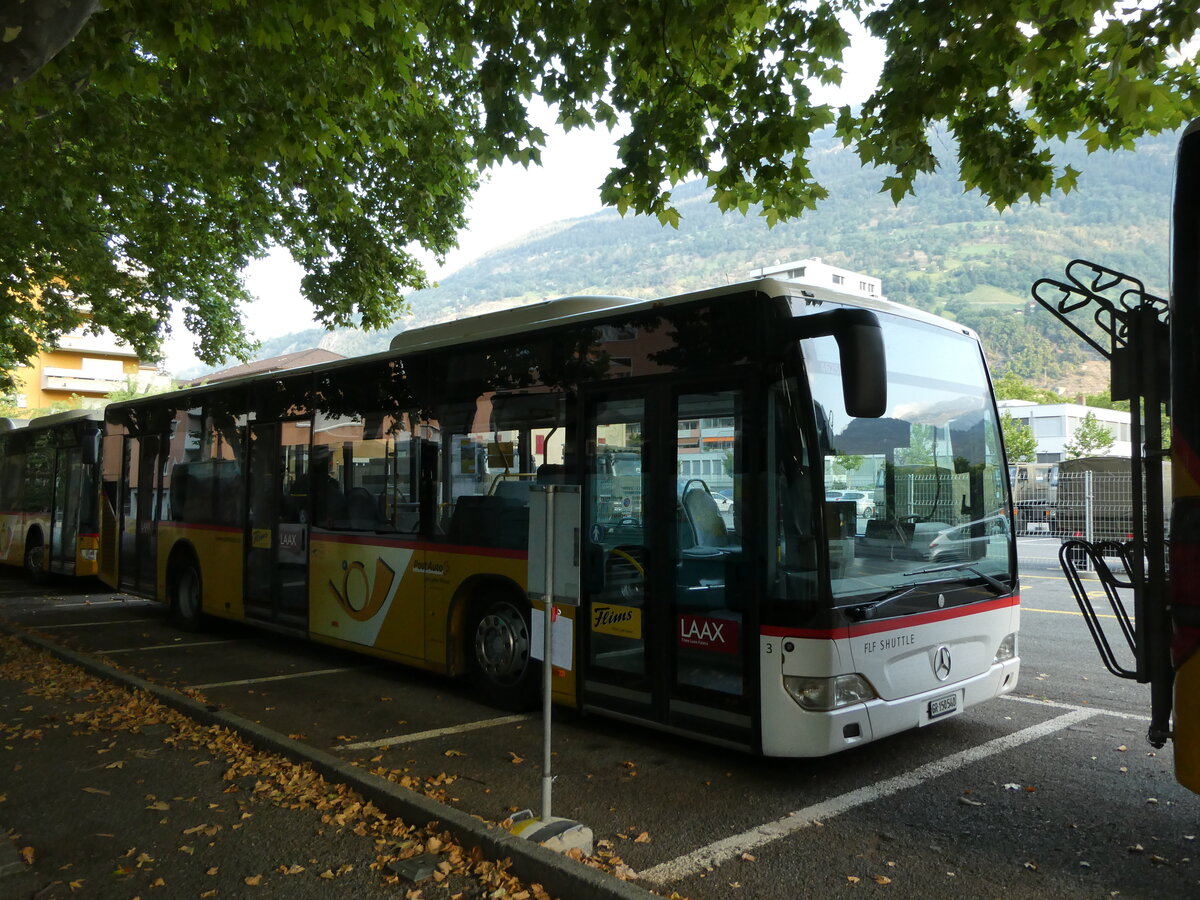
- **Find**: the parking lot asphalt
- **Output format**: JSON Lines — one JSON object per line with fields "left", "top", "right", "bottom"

{"left": 0, "top": 609, "right": 653, "bottom": 900}
{"left": 2, "top": 555, "right": 1198, "bottom": 900}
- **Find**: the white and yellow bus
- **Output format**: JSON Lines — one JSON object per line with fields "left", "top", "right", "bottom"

{"left": 98, "top": 278, "right": 1019, "bottom": 756}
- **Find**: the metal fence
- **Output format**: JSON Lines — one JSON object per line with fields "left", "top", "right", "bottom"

{"left": 1012, "top": 471, "right": 1168, "bottom": 552}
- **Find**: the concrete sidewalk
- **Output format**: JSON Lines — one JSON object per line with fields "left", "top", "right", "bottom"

{"left": 0, "top": 629, "right": 655, "bottom": 900}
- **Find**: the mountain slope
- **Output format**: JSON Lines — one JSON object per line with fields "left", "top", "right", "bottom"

{"left": 217, "top": 128, "right": 1178, "bottom": 386}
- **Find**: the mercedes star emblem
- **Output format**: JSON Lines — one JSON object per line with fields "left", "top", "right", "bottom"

{"left": 933, "top": 645, "right": 953, "bottom": 681}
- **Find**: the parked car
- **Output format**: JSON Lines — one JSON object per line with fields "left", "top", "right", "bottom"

{"left": 838, "top": 490, "right": 875, "bottom": 519}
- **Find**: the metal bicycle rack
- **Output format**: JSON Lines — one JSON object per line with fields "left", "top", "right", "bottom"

{"left": 1031, "top": 259, "right": 1172, "bottom": 746}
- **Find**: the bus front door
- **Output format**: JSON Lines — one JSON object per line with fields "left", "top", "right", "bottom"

{"left": 118, "top": 434, "right": 161, "bottom": 594}
{"left": 582, "top": 390, "right": 659, "bottom": 718}
{"left": 49, "top": 446, "right": 82, "bottom": 575}
{"left": 244, "top": 421, "right": 310, "bottom": 629}
{"left": 581, "top": 384, "right": 752, "bottom": 745}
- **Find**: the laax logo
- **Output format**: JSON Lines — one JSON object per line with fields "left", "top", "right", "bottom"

{"left": 329, "top": 557, "right": 396, "bottom": 622}
{"left": 677, "top": 614, "right": 739, "bottom": 653}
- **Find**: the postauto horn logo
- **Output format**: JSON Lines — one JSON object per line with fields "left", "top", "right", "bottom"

{"left": 329, "top": 557, "right": 396, "bottom": 622}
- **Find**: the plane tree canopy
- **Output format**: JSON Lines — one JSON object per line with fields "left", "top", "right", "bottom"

{"left": 2, "top": 0, "right": 1198, "bottom": 392}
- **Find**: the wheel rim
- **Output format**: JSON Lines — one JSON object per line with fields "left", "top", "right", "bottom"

{"left": 178, "top": 568, "right": 201, "bottom": 619}
{"left": 25, "top": 541, "right": 42, "bottom": 574}
{"left": 474, "top": 603, "right": 530, "bottom": 686}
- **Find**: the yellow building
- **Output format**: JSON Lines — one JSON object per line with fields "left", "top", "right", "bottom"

{"left": 8, "top": 324, "right": 169, "bottom": 411}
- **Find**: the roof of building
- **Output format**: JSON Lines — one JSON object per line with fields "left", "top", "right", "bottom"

{"left": 184, "top": 348, "right": 345, "bottom": 386}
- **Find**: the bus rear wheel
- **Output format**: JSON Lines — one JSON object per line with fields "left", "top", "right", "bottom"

{"left": 172, "top": 563, "right": 204, "bottom": 632}
{"left": 470, "top": 596, "right": 537, "bottom": 711}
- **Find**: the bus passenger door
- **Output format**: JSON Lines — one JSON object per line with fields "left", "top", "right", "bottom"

{"left": 49, "top": 446, "right": 81, "bottom": 575}
{"left": 670, "top": 389, "right": 751, "bottom": 738}
{"left": 581, "top": 384, "right": 752, "bottom": 744}
{"left": 118, "top": 434, "right": 161, "bottom": 594}
{"left": 581, "top": 389, "right": 660, "bottom": 718}
{"left": 244, "top": 421, "right": 310, "bottom": 629}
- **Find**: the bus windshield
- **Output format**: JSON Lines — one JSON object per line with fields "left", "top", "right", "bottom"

{"left": 801, "top": 313, "right": 1011, "bottom": 603}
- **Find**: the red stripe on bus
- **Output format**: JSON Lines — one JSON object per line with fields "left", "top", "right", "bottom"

{"left": 310, "top": 532, "right": 527, "bottom": 560}
{"left": 160, "top": 522, "right": 243, "bottom": 534}
{"left": 761, "top": 595, "right": 1020, "bottom": 640}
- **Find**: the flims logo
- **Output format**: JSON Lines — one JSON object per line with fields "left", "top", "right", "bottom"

{"left": 329, "top": 557, "right": 396, "bottom": 622}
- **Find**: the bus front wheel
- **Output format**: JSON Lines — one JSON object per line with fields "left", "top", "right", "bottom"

{"left": 23, "top": 531, "right": 45, "bottom": 582}
{"left": 172, "top": 563, "right": 204, "bottom": 632}
{"left": 470, "top": 596, "right": 537, "bottom": 711}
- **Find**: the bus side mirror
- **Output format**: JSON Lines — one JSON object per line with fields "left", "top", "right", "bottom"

{"left": 792, "top": 309, "right": 887, "bottom": 419}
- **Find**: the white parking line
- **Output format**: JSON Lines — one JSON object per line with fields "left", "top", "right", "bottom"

{"left": 1002, "top": 693, "right": 1152, "bottom": 722}
{"left": 99, "top": 639, "right": 238, "bottom": 655}
{"left": 338, "top": 714, "right": 534, "bottom": 750}
{"left": 36, "top": 617, "right": 162, "bottom": 630}
{"left": 639, "top": 707, "right": 1096, "bottom": 886}
{"left": 188, "top": 667, "right": 363, "bottom": 690}
{"left": 46, "top": 599, "right": 146, "bottom": 609}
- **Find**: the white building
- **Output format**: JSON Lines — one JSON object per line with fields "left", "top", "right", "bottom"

{"left": 752, "top": 258, "right": 884, "bottom": 302}
{"left": 997, "top": 399, "right": 1132, "bottom": 462}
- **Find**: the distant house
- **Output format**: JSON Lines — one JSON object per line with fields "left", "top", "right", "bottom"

{"left": 9, "top": 322, "right": 169, "bottom": 410}
{"left": 997, "top": 399, "right": 1131, "bottom": 462}
{"left": 752, "top": 258, "right": 885, "bottom": 302}
{"left": 184, "top": 348, "right": 345, "bottom": 386}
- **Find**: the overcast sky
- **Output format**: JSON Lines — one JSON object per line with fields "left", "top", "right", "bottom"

{"left": 163, "top": 21, "right": 885, "bottom": 374}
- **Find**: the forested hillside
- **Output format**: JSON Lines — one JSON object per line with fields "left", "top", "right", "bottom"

{"left": 233, "top": 128, "right": 1177, "bottom": 387}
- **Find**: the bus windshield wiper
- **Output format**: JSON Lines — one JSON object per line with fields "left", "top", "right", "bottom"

{"left": 903, "top": 562, "right": 1011, "bottom": 596}
{"left": 846, "top": 565, "right": 1012, "bottom": 622}
{"left": 844, "top": 585, "right": 918, "bottom": 622}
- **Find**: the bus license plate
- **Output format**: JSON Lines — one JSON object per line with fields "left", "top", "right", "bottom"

{"left": 928, "top": 693, "right": 958, "bottom": 719}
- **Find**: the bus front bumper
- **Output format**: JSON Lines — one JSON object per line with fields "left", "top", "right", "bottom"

{"left": 760, "top": 657, "right": 1020, "bottom": 757}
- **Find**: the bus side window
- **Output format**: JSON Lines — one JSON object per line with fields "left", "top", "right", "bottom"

{"left": 311, "top": 410, "right": 416, "bottom": 533}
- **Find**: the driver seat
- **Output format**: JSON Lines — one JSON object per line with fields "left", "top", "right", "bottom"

{"left": 682, "top": 485, "right": 731, "bottom": 549}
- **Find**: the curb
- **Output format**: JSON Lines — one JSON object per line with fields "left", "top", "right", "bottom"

{"left": 7, "top": 626, "right": 658, "bottom": 900}
{"left": 0, "top": 836, "right": 25, "bottom": 878}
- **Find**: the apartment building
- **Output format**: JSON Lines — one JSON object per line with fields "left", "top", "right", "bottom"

{"left": 752, "top": 258, "right": 885, "bottom": 302}
{"left": 997, "top": 399, "right": 1132, "bottom": 461}
{"left": 8, "top": 323, "right": 169, "bottom": 410}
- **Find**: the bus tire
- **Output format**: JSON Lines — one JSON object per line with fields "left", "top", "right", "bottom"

{"left": 469, "top": 595, "right": 538, "bottom": 711}
{"left": 171, "top": 561, "right": 205, "bottom": 632}
{"left": 23, "top": 529, "right": 45, "bottom": 582}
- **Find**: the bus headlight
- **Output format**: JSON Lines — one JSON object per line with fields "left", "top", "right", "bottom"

{"left": 783, "top": 674, "right": 876, "bottom": 711}
{"left": 994, "top": 633, "right": 1017, "bottom": 663}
